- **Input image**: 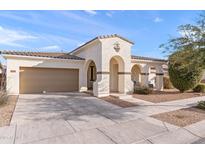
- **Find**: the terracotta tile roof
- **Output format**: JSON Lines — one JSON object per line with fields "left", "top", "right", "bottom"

{"left": 131, "top": 55, "right": 167, "bottom": 62}
{"left": 70, "top": 34, "right": 134, "bottom": 54}
{"left": 0, "top": 51, "right": 85, "bottom": 60}
{"left": 97, "top": 34, "right": 134, "bottom": 44}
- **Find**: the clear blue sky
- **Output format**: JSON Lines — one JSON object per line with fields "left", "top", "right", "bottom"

{"left": 0, "top": 10, "right": 202, "bottom": 61}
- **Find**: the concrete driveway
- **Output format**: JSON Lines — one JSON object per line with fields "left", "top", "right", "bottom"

{"left": 11, "top": 92, "right": 120, "bottom": 124}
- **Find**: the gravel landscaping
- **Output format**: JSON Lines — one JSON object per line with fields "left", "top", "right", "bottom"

{"left": 100, "top": 96, "right": 137, "bottom": 108}
{"left": 133, "top": 89, "right": 205, "bottom": 103}
{"left": 151, "top": 107, "right": 205, "bottom": 127}
{"left": 0, "top": 95, "right": 18, "bottom": 127}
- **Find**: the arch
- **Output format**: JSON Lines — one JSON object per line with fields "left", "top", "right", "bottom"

{"left": 109, "top": 55, "right": 125, "bottom": 93}
{"left": 86, "top": 60, "right": 97, "bottom": 90}
{"left": 131, "top": 64, "right": 141, "bottom": 85}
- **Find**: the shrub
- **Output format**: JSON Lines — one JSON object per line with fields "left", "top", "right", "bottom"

{"left": 0, "top": 92, "right": 8, "bottom": 106}
{"left": 193, "top": 84, "right": 205, "bottom": 93}
{"left": 168, "top": 50, "right": 203, "bottom": 93}
{"left": 197, "top": 101, "right": 205, "bottom": 110}
{"left": 163, "top": 77, "right": 173, "bottom": 89}
{"left": 134, "top": 86, "right": 153, "bottom": 95}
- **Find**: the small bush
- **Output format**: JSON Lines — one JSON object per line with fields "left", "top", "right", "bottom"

{"left": 163, "top": 77, "right": 173, "bottom": 89}
{"left": 0, "top": 92, "right": 8, "bottom": 106}
{"left": 197, "top": 101, "right": 205, "bottom": 110}
{"left": 193, "top": 84, "right": 205, "bottom": 93}
{"left": 134, "top": 86, "right": 153, "bottom": 95}
{"left": 168, "top": 50, "right": 203, "bottom": 92}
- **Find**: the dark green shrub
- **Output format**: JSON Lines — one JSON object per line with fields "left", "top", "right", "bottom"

{"left": 163, "top": 77, "right": 173, "bottom": 89}
{"left": 134, "top": 86, "right": 153, "bottom": 95}
{"left": 193, "top": 84, "right": 205, "bottom": 93}
{"left": 197, "top": 101, "right": 205, "bottom": 110}
{"left": 168, "top": 50, "right": 203, "bottom": 93}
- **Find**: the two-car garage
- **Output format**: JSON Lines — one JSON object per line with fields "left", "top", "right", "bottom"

{"left": 19, "top": 67, "right": 79, "bottom": 94}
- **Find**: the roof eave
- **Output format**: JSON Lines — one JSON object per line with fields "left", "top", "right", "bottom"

{"left": 69, "top": 37, "right": 99, "bottom": 55}
{"left": 2, "top": 54, "right": 85, "bottom": 61}
{"left": 131, "top": 57, "right": 168, "bottom": 63}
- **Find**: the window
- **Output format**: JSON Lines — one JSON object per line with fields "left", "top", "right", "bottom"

{"left": 90, "top": 66, "right": 94, "bottom": 81}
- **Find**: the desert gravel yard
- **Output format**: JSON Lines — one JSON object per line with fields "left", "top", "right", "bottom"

{"left": 0, "top": 95, "right": 18, "bottom": 127}
{"left": 100, "top": 96, "right": 137, "bottom": 108}
{"left": 152, "top": 107, "right": 205, "bottom": 127}
{"left": 133, "top": 90, "right": 205, "bottom": 103}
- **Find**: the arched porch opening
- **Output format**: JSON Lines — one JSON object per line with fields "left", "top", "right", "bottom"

{"left": 109, "top": 56, "right": 125, "bottom": 93}
{"left": 86, "top": 60, "right": 97, "bottom": 90}
{"left": 131, "top": 64, "right": 141, "bottom": 86}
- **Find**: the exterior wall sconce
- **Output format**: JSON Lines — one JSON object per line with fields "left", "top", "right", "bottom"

{"left": 114, "top": 42, "right": 120, "bottom": 52}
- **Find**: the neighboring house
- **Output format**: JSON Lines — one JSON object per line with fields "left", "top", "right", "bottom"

{"left": 1, "top": 34, "right": 167, "bottom": 97}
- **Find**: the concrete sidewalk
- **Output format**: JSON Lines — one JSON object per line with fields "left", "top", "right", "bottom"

{"left": 1, "top": 116, "right": 204, "bottom": 144}
{"left": 0, "top": 117, "right": 171, "bottom": 144}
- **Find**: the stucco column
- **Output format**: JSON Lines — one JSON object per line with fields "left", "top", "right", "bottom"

{"left": 140, "top": 65, "right": 149, "bottom": 87}
{"left": 79, "top": 67, "right": 87, "bottom": 92}
{"left": 118, "top": 72, "right": 133, "bottom": 94}
{"left": 141, "top": 73, "right": 149, "bottom": 87}
{"left": 93, "top": 72, "right": 110, "bottom": 97}
{"left": 6, "top": 61, "right": 19, "bottom": 94}
{"left": 156, "top": 73, "right": 164, "bottom": 91}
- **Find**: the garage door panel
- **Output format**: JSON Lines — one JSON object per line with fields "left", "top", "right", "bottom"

{"left": 20, "top": 67, "right": 79, "bottom": 94}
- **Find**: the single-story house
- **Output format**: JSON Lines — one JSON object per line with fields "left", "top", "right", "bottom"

{"left": 1, "top": 34, "right": 168, "bottom": 97}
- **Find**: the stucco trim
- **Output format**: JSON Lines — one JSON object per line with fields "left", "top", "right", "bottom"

{"left": 118, "top": 72, "right": 132, "bottom": 74}
{"left": 96, "top": 72, "right": 110, "bottom": 74}
{"left": 141, "top": 73, "right": 150, "bottom": 75}
{"left": 156, "top": 73, "right": 164, "bottom": 76}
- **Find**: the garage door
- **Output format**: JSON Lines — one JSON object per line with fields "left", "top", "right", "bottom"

{"left": 20, "top": 67, "right": 79, "bottom": 94}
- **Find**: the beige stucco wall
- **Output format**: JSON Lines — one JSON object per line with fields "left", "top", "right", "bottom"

{"left": 100, "top": 37, "right": 133, "bottom": 95}
{"left": 5, "top": 56, "right": 85, "bottom": 94}
{"left": 131, "top": 59, "right": 165, "bottom": 90}
{"left": 73, "top": 37, "right": 133, "bottom": 97}
{"left": 72, "top": 40, "right": 102, "bottom": 94}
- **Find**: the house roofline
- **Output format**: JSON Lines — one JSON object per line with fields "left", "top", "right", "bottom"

{"left": 2, "top": 54, "right": 85, "bottom": 62}
{"left": 0, "top": 50, "right": 85, "bottom": 60}
{"left": 70, "top": 34, "right": 134, "bottom": 54}
{"left": 131, "top": 55, "right": 168, "bottom": 63}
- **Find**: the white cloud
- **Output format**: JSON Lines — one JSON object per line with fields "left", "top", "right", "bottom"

{"left": 39, "top": 45, "right": 60, "bottom": 51}
{"left": 154, "top": 17, "right": 163, "bottom": 23}
{"left": 0, "top": 26, "right": 37, "bottom": 47}
{"left": 84, "top": 10, "right": 97, "bottom": 16}
{"left": 61, "top": 11, "right": 128, "bottom": 36}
